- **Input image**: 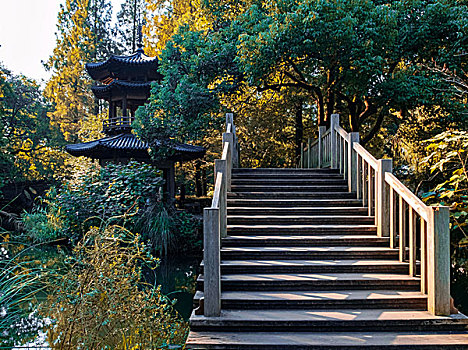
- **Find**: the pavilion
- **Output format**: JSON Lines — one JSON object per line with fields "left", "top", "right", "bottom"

{"left": 65, "top": 30, "right": 205, "bottom": 198}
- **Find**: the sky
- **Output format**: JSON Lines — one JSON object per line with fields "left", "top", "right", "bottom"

{"left": 0, "top": 0, "right": 125, "bottom": 83}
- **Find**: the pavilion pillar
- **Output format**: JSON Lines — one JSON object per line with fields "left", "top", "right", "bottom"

{"left": 122, "top": 96, "right": 128, "bottom": 125}
{"left": 167, "top": 162, "right": 176, "bottom": 200}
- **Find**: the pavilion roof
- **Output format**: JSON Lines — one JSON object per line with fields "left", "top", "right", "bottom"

{"left": 65, "top": 133, "right": 206, "bottom": 162}
{"left": 91, "top": 80, "right": 152, "bottom": 101}
{"left": 86, "top": 48, "right": 161, "bottom": 82}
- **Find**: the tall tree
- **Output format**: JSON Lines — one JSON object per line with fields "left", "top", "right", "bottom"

{"left": 115, "top": 0, "right": 146, "bottom": 54}
{"left": 236, "top": 0, "right": 467, "bottom": 143}
{"left": 143, "top": 0, "right": 209, "bottom": 56}
{"left": 44, "top": 0, "right": 115, "bottom": 142}
{"left": 0, "top": 64, "right": 65, "bottom": 185}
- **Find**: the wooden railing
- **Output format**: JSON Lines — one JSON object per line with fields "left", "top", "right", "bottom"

{"left": 303, "top": 114, "right": 451, "bottom": 316}
{"left": 203, "top": 113, "right": 239, "bottom": 317}
{"left": 103, "top": 116, "right": 134, "bottom": 133}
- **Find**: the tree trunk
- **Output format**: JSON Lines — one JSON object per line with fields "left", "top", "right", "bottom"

{"left": 295, "top": 100, "right": 304, "bottom": 164}
{"left": 195, "top": 161, "right": 202, "bottom": 197}
{"left": 201, "top": 168, "right": 207, "bottom": 196}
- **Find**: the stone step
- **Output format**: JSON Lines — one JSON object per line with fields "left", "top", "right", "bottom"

{"left": 203, "top": 259, "right": 409, "bottom": 274}
{"left": 222, "top": 235, "right": 389, "bottom": 247}
{"left": 190, "top": 309, "right": 468, "bottom": 332}
{"left": 227, "top": 199, "right": 364, "bottom": 207}
{"left": 227, "top": 215, "right": 375, "bottom": 225}
{"left": 231, "top": 185, "right": 350, "bottom": 192}
{"left": 227, "top": 192, "right": 357, "bottom": 199}
{"left": 232, "top": 168, "right": 340, "bottom": 174}
{"left": 227, "top": 224, "right": 377, "bottom": 235}
{"left": 227, "top": 207, "right": 369, "bottom": 216}
{"left": 232, "top": 174, "right": 345, "bottom": 180}
{"left": 186, "top": 330, "right": 468, "bottom": 349}
{"left": 231, "top": 178, "right": 347, "bottom": 185}
{"left": 193, "top": 290, "right": 427, "bottom": 310}
{"left": 197, "top": 273, "right": 420, "bottom": 291}
{"left": 220, "top": 246, "right": 398, "bottom": 260}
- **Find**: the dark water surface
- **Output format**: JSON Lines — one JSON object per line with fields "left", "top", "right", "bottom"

{"left": 148, "top": 255, "right": 200, "bottom": 320}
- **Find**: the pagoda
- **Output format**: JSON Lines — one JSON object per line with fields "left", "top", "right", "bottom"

{"left": 65, "top": 30, "right": 205, "bottom": 198}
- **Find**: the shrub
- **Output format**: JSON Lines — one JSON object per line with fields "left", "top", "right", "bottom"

{"left": 22, "top": 187, "right": 68, "bottom": 243}
{"left": 43, "top": 225, "right": 188, "bottom": 349}
{"left": 422, "top": 131, "right": 468, "bottom": 313}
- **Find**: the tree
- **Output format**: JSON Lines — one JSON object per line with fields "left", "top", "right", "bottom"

{"left": 236, "top": 0, "right": 467, "bottom": 143}
{"left": 0, "top": 64, "right": 65, "bottom": 185}
{"left": 115, "top": 0, "right": 146, "bottom": 54}
{"left": 143, "top": 0, "right": 209, "bottom": 56}
{"left": 44, "top": 0, "right": 115, "bottom": 142}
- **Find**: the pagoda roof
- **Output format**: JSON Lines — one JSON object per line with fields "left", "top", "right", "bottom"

{"left": 91, "top": 80, "right": 152, "bottom": 100}
{"left": 86, "top": 48, "right": 161, "bottom": 82}
{"left": 65, "top": 133, "right": 206, "bottom": 162}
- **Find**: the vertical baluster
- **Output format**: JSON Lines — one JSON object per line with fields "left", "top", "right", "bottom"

{"left": 421, "top": 219, "right": 427, "bottom": 294}
{"left": 368, "top": 165, "right": 373, "bottom": 216}
{"left": 362, "top": 159, "right": 368, "bottom": 207}
{"left": 390, "top": 189, "right": 397, "bottom": 248}
{"left": 374, "top": 167, "right": 379, "bottom": 221}
{"left": 399, "top": 198, "right": 407, "bottom": 262}
{"left": 343, "top": 139, "right": 347, "bottom": 178}
{"left": 409, "top": 208, "right": 417, "bottom": 276}
{"left": 338, "top": 137, "right": 342, "bottom": 173}
{"left": 356, "top": 154, "right": 362, "bottom": 200}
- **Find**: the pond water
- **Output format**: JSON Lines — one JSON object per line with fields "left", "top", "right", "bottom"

{"left": 152, "top": 255, "right": 200, "bottom": 320}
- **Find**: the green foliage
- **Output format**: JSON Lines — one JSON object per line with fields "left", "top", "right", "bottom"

{"left": 22, "top": 192, "right": 68, "bottom": 244}
{"left": 0, "top": 64, "right": 66, "bottom": 189}
{"left": 22, "top": 161, "right": 163, "bottom": 243}
{"left": 21, "top": 161, "right": 201, "bottom": 256}
{"left": 43, "top": 225, "right": 188, "bottom": 349}
{"left": 44, "top": 0, "right": 116, "bottom": 143}
{"left": 115, "top": 0, "right": 146, "bottom": 54}
{"left": 135, "top": 202, "right": 202, "bottom": 256}
{"left": 133, "top": 21, "right": 242, "bottom": 157}
{"left": 236, "top": 0, "right": 467, "bottom": 141}
{"left": 423, "top": 131, "right": 468, "bottom": 238}
{"left": 421, "top": 130, "right": 468, "bottom": 312}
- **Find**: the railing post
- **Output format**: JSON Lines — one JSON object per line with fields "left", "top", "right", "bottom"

{"left": 307, "top": 138, "right": 311, "bottom": 168}
{"left": 300, "top": 142, "right": 304, "bottom": 168}
{"left": 318, "top": 126, "right": 326, "bottom": 168}
{"left": 222, "top": 133, "right": 233, "bottom": 191}
{"left": 226, "top": 113, "right": 239, "bottom": 168}
{"left": 377, "top": 159, "right": 393, "bottom": 237}
{"left": 347, "top": 132, "right": 360, "bottom": 192}
{"left": 330, "top": 114, "right": 339, "bottom": 169}
{"left": 203, "top": 207, "right": 221, "bottom": 317}
{"left": 215, "top": 160, "right": 227, "bottom": 238}
{"left": 427, "top": 206, "right": 450, "bottom": 316}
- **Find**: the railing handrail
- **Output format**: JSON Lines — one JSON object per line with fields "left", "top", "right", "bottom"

{"left": 385, "top": 172, "right": 429, "bottom": 222}
{"left": 203, "top": 113, "right": 238, "bottom": 317}
{"left": 353, "top": 143, "right": 379, "bottom": 170}
{"left": 302, "top": 113, "right": 451, "bottom": 316}
{"left": 211, "top": 171, "right": 223, "bottom": 209}
{"left": 334, "top": 125, "right": 348, "bottom": 139}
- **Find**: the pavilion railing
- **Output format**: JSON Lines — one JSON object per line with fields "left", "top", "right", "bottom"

{"left": 203, "top": 113, "right": 239, "bottom": 317}
{"left": 302, "top": 113, "right": 450, "bottom": 316}
{"left": 103, "top": 116, "right": 134, "bottom": 132}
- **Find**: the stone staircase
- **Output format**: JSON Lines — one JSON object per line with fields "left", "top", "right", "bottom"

{"left": 186, "top": 168, "right": 468, "bottom": 349}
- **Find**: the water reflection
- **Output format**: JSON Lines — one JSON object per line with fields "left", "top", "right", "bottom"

{"left": 145, "top": 255, "right": 200, "bottom": 320}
